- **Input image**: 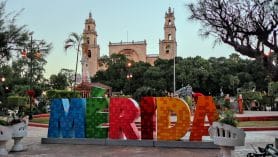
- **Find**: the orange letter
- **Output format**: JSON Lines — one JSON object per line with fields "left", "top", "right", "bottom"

{"left": 189, "top": 96, "right": 218, "bottom": 141}
{"left": 156, "top": 97, "right": 190, "bottom": 140}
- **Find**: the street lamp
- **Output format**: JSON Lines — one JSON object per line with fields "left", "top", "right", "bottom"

{"left": 22, "top": 33, "right": 47, "bottom": 120}
{"left": 1, "top": 77, "right": 5, "bottom": 82}
{"left": 126, "top": 62, "right": 132, "bottom": 95}
{"left": 126, "top": 73, "right": 133, "bottom": 95}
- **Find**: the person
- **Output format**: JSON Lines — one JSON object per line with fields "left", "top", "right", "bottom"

{"left": 237, "top": 94, "right": 243, "bottom": 114}
{"left": 251, "top": 100, "right": 256, "bottom": 111}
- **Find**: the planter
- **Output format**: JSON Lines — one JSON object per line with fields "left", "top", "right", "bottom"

{"left": 0, "top": 125, "right": 12, "bottom": 155}
{"left": 10, "top": 117, "right": 28, "bottom": 152}
{"left": 209, "top": 122, "right": 246, "bottom": 157}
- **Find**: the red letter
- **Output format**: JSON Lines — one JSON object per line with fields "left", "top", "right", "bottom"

{"left": 190, "top": 96, "right": 218, "bottom": 141}
{"left": 140, "top": 97, "right": 156, "bottom": 139}
{"left": 109, "top": 98, "right": 140, "bottom": 139}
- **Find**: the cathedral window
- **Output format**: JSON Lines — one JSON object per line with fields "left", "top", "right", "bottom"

{"left": 88, "top": 50, "right": 91, "bottom": 58}
{"left": 168, "top": 34, "right": 172, "bottom": 40}
{"left": 166, "top": 45, "right": 170, "bottom": 54}
{"left": 88, "top": 25, "right": 90, "bottom": 30}
{"left": 87, "top": 37, "right": 90, "bottom": 44}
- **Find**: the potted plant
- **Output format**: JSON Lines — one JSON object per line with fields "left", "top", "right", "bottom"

{"left": 0, "top": 96, "right": 29, "bottom": 155}
{"left": 0, "top": 121, "right": 12, "bottom": 155}
{"left": 0, "top": 110, "right": 29, "bottom": 151}
{"left": 209, "top": 108, "right": 246, "bottom": 157}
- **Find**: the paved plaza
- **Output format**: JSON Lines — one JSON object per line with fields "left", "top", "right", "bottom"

{"left": 3, "top": 111, "right": 278, "bottom": 157}
{"left": 2, "top": 127, "right": 277, "bottom": 157}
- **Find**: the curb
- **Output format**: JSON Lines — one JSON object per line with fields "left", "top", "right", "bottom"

{"left": 41, "top": 138, "right": 219, "bottom": 149}
{"left": 236, "top": 116, "right": 278, "bottom": 121}
{"left": 29, "top": 122, "right": 49, "bottom": 128}
{"left": 240, "top": 127, "right": 278, "bottom": 131}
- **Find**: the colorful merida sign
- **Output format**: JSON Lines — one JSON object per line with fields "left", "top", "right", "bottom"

{"left": 48, "top": 95, "right": 218, "bottom": 141}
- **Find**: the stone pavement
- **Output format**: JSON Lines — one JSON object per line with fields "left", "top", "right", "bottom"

{"left": 236, "top": 111, "right": 278, "bottom": 118}
{"left": 3, "top": 126, "right": 277, "bottom": 157}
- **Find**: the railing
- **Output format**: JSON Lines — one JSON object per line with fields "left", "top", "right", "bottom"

{"left": 109, "top": 40, "right": 146, "bottom": 46}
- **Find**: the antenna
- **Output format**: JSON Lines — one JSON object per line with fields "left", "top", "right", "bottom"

{"left": 126, "top": 31, "right": 129, "bottom": 42}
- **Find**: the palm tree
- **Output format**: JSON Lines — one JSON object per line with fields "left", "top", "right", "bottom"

{"left": 64, "top": 32, "right": 83, "bottom": 91}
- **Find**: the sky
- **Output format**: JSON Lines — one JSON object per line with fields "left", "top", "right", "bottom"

{"left": 6, "top": 0, "right": 236, "bottom": 78}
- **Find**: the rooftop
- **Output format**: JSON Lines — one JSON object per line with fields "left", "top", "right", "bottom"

{"left": 109, "top": 40, "right": 146, "bottom": 46}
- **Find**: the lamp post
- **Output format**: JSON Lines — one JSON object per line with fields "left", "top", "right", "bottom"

{"left": 126, "top": 73, "right": 133, "bottom": 95}
{"left": 173, "top": 56, "right": 176, "bottom": 97}
{"left": 22, "top": 33, "right": 47, "bottom": 120}
{"left": 126, "top": 62, "right": 132, "bottom": 95}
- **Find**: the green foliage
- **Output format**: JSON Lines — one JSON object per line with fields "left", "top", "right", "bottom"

{"left": 92, "top": 54, "right": 269, "bottom": 97}
{"left": 219, "top": 110, "right": 238, "bottom": 127}
{"left": 46, "top": 90, "right": 81, "bottom": 99}
{"left": 184, "top": 96, "right": 193, "bottom": 107}
{"left": 49, "top": 72, "right": 69, "bottom": 90}
{"left": 133, "top": 86, "right": 166, "bottom": 102}
{"left": 222, "top": 99, "right": 231, "bottom": 109}
{"left": 239, "top": 91, "right": 263, "bottom": 100}
{"left": 261, "top": 96, "right": 274, "bottom": 106}
{"left": 268, "top": 82, "right": 278, "bottom": 97}
{"left": 0, "top": 119, "right": 9, "bottom": 125}
{"left": 7, "top": 96, "right": 27, "bottom": 107}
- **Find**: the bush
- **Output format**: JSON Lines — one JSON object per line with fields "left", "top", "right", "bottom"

{"left": 46, "top": 90, "right": 81, "bottom": 99}
{"left": 7, "top": 96, "right": 28, "bottom": 109}
{"left": 219, "top": 110, "right": 238, "bottom": 127}
{"left": 184, "top": 96, "right": 192, "bottom": 107}
{"left": 239, "top": 91, "right": 262, "bottom": 100}
{"left": 268, "top": 82, "right": 278, "bottom": 97}
{"left": 133, "top": 86, "right": 166, "bottom": 102}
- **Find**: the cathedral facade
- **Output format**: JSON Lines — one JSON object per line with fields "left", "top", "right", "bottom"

{"left": 82, "top": 7, "right": 177, "bottom": 78}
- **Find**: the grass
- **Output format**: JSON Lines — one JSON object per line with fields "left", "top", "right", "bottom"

{"left": 238, "top": 121, "right": 278, "bottom": 127}
{"left": 30, "top": 117, "right": 49, "bottom": 124}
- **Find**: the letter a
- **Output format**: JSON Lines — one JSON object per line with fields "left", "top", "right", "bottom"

{"left": 190, "top": 96, "right": 218, "bottom": 141}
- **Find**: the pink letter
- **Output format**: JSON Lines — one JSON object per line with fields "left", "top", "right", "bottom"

{"left": 109, "top": 97, "right": 140, "bottom": 139}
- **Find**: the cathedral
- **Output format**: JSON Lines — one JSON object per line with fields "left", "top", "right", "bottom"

{"left": 81, "top": 7, "right": 177, "bottom": 78}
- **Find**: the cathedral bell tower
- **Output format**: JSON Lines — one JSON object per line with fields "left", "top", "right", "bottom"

{"left": 82, "top": 12, "right": 100, "bottom": 77}
{"left": 159, "top": 7, "right": 177, "bottom": 60}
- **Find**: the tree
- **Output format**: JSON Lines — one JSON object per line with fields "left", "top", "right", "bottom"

{"left": 0, "top": 1, "right": 28, "bottom": 65}
{"left": 187, "top": 0, "right": 278, "bottom": 80}
{"left": 92, "top": 54, "right": 129, "bottom": 93}
{"left": 49, "top": 72, "right": 68, "bottom": 90}
{"left": 64, "top": 32, "right": 82, "bottom": 91}
{"left": 60, "top": 68, "right": 74, "bottom": 88}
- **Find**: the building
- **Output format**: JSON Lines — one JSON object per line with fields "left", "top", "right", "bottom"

{"left": 82, "top": 7, "right": 177, "bottom": 78}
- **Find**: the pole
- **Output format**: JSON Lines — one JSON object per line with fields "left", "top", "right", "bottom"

{"left": 173, "top": 56, "right": 176, "bottom": 96}
{"left": 29, "top": 34, "right": 33, "bottom": 120}
{"left": 129, "top": 78, "right": 131, "bottom": 95}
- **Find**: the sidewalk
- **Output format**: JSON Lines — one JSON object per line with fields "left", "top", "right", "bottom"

{"left": 4, "top": 127, "right": 278, "bottom": 157}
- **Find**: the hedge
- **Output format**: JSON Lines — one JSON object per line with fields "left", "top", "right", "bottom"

{"left": 46, "top": 90, "right": 81, "bottom": 99}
